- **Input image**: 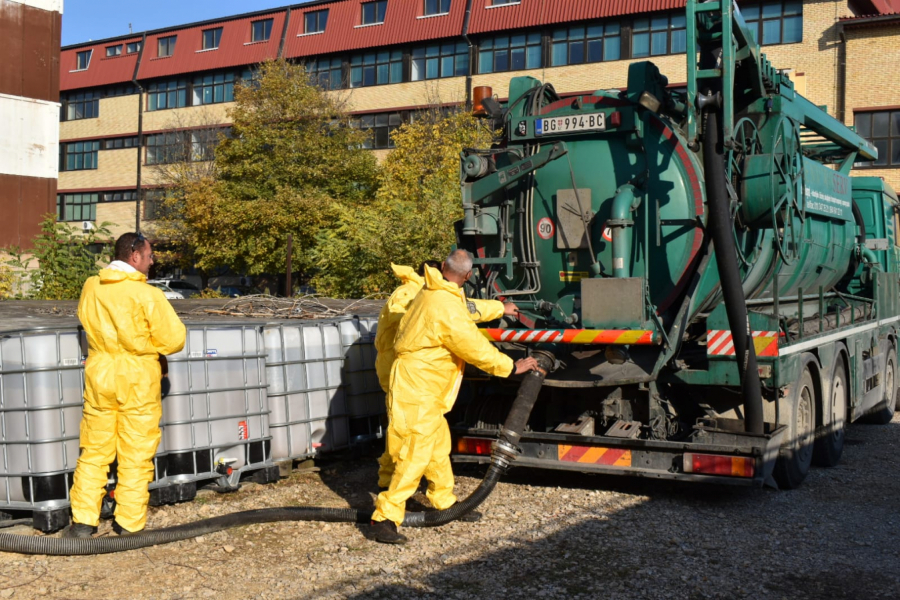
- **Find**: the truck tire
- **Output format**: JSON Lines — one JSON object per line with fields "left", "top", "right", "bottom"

{"left": 869, "top": 348, "right": 897, "bottom": 425}
{"left": 774, "top": 356, "right": 817, "bottom": 489}
{"left": 812, "top": 356, "right": 847, "bottom": 468}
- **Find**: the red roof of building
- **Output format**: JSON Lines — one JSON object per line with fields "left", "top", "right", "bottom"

{"left": 283, "top": 0, "right": 467, "bottom": 58}
{"left": 60, "top": 37, "right": 142, "bottom": 91}
{"left": 467, "top": 0, "right": 687, "bottom": 34}
{"left": 139, "top": 12, "right": 287, "bottom": 81}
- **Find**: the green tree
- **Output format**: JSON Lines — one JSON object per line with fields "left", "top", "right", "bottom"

{"left": 312, "top": 109, "right": 494, "bottom": 297}
{"left": 3, "top": 214, "right": 114, "bottom": 300}
{"left": 152, "top": 59, "right": 377, "bottom": 279}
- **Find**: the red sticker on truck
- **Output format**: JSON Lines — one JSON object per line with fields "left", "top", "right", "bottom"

{"left": 602, "top": 224, "right": 613, "bottom": 242}
{"left": 238, "top": 420, "right": 249, "bottom": 440}
{"left": 537, "top": 217, "right": 555, "bottom": 240}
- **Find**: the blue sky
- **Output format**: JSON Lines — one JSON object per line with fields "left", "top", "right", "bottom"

{"left": 62, "top": 0, "right": 314, "bottom": 46}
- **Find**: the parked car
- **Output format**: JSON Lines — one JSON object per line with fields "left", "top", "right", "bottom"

{"left": 147, "top": 282, "right": 184, "bottom": 300}
{"left": 148, "top": 279, "right": 202, "bottom": 298}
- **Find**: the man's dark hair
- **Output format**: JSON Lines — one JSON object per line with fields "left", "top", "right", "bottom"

{"left": 417, "top": 260, "right": 441, "bottom": 276}
{"left": 115, "top": 232, "right": 146, "bottom": 262}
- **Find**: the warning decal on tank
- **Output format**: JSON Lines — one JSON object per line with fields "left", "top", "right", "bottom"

{"left": 559, "top": 271, "right": 589, "bottom": 282}
{"left": 602, "top": 224, "right": 613, "bottom": 242}
{"left": 537, "top": 217, "right": 555, "bottom": 240}
{"left": 706, "top": 330, "right": 780, "bottom": 357}
{"left": 558, "top": 445, "right": 632, "bottom": 467}
{"left": 238, "top": 420, "right": 249, "bottom": 440}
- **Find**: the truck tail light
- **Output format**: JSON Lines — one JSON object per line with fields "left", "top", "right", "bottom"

{"left": 683, "top": 453, "right": 755, "bottom": 478}
{"left": 456, "top": 437, "right": 493, "bottom": 456}
{"left": 608, "top": 111, "right": 622, "bottom": 128}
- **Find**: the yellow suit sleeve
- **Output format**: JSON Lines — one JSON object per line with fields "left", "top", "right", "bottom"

{"left": 145, "top": 289, "right": 187, "bottom": 355}
{"left": 441, "top": 305, "right": 514, "bottom": 378}
{"left": 467, "top": 299, "right": 505, "bottom": 323}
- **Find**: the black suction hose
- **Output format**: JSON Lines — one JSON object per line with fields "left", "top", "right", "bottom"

{"left": 0, "top": 353, "right": 554, "bottom": 555}
{"left": 703, "top": 109, "right": 764, "bottom": 435}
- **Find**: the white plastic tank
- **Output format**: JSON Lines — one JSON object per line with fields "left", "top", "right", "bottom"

{"left": 162, "top": 324, "right": 271, "bottom": 484}
{"left": 338, "top": 317, "right": 384, "bottom": 442}
{"left": 263, "top": 319, "right": 349, "bottom": 461}
{"left": 0, "top": 327, "right": 83, "bottom": 510}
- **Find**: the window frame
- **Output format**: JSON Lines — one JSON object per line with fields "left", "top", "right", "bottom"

{"left": 61, "top": 91, "right": 101, "bottom": 121}
{"left": 57, "top": 193, "right": 99, "bottom": 222}
{"left": 741, "top": 1, "right": 803, "bottom": 46}
{"left": 305, "top": 9, "right": 330, "bottom": 33}
{"left": 477, "top": 32, "right": 542, "bottom": 74}
{"left": 361, "top": 0, "right": 388, "bottom": 25}
{"left": 411, "top": 42, "right": 468, "bottom": 81}
{"left": 202, "top": 28, "right": 223, "bottom": 50}
{"left": 350, "top": 50, "right": 403, "bottom": 88}
{"left": 424, "top": 0, "right": 451, "bottom": 16}
{"left": 158, "top": 35, "right": 177, "bottom": 58}
{"left": 854, "top": 110, "right": 900, "bottom": 169}
{"left": 351, "top": 112, "right": 404, "bottom": 149}
{"left": 126, "top": 41, "right": 141, "bottom": 54}
{"left": 147, "top": 78, "right": 189, "bottom": 111}
{"left": 101, "top": 136, "right": 139, "bottom": 150}
{"left": 305, "top": 57, "right": 344, "bottom": 90}
{"left": 106, "top": 45, "right": 123, "bottom": 57}
{"left": 631, "top": 13, "right": 687, "bottom": 58}
{"left": 75, "top": 50, "right": 92, "bottom": 70}
{"left": 251, "top": 18, "right": 274, "bottom": 42}
{"left": 60, "top": 141, "right": 100, "bottom": 172}
{"left": 551, "top": 21, "right": 622, "bottom": 67}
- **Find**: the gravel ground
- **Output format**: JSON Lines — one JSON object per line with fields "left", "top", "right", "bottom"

{"left": 1, "top": 415, "right": 899, "bottom": 600}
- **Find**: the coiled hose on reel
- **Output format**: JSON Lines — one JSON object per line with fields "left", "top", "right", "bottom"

{"left": 0, "top": 353, "right": 554, "bottom": 556}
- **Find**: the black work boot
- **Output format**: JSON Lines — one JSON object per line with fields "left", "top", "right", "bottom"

{"left": 457, "top": 510, "right": 482, "bottom": 523}
{"left": 62, "top": 523, "right": 97, "bottom": 538}
{"left": 112, "top": 520, "right": 141, "bottom": 536}
{"left": 369, "top": 520, "right": 408, "bottom": 544}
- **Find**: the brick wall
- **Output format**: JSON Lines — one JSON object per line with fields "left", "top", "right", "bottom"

{"left": 58, "top": 148, "right": 138, "bottom": 190}
{"left": 60, "top": 94, "right": 139, "bottom": 139}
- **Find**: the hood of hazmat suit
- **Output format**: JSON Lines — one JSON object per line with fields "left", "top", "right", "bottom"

{"left": 70, "top": 268, "right": 186, "bottom": 532}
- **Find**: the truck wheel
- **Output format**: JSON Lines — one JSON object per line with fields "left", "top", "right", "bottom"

{"left": 812, "top": 357, "right": 846, "bottom": 468}
{"left": 869, "top": 349, "right": 897, "bottom": 425}
{"left": 774, "top": 357, "right": 817, "bottom": 489}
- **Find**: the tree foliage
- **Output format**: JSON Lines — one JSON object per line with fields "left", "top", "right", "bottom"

{"left": 3, "top": 214, "right": 113, "bottom": 300}
{"left": 152, "top": 59, "right": 376, "bottom": 279}
{"left": 312, "top": 109, "right": 494, "bottom": 297}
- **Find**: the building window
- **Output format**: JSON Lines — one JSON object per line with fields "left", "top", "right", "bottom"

{"left": 101, "top": 136, "right": 139, "bottom": 150}
{"left": 551, "top": 22, "right": 620, "bottom": 66}
{"left": 742, "top": 1, "right": 802, "bottom": 46}
{"left": 147, "top": 79, "right": 188, "bottom": 111}
{"left": 306, "top": 57, "right": 344, "bottom": 90}
{"left": 101, "top": 191, "right": 137, "bottom": 202}
{"left": 411, "top": 42, "right": 468, "bottom": 80}
{"left": 61, "top": 91, "right": 101, "bottom": 121}
{"left": 478, "top": 33, "right": 541, "bottom": 74}
{"left": 106, "top": 44, "right": 123, "bottom": 57}
{"left": 352, "top": 113, "right": 403, "bottom": 149}
{"left": 158, "top": 35, "right": 177, "bottom": 58}
{"left": 61, "top": 141, "right": 100, "bottom": 171}
{"left": 146, "top": 132, "right": 188, "bottom": 165}
{"left": 350, "top": 50, "right": 402, "bottom": 87}
{"left": 190, "top": 129, "right": 226, "bottom": 162}
{"left": 193, "top": 72, "right": 241, "bottom": 105}
{"left": 492, "top": 0, "right": 518, "bottom": 5}
{"left": 361, "top": 1, "right": 387, "bottom": 25}
{"left": 143, "top": 190, "right": 169, "bottom": 221}
{"left": 632, "top": 13, "right": 687, "bottom": 57}
{"left": 57, "top": 193, "right": 98, "bottom": 222}
{"left": 202, "top": 28, "right": 222, "bottom": 50}
{"left": 424, "top": 0, "right": 450, "bottom": 15}
{"left": 105, "top": 84, "right": 138, "bottom": 97}
{"left": 252, "top": 19, "right": 273, "bottom": 42}
{"left": 126, "top": 41, "right": 141, "bottom": 54}
{"left": 305, "top": 9, "right": 329, "bottom": 33}
{"left": 855, "top": 111, "right": 900, "bottom": 168}
{"left": 75, "top": 50, "right": 92, "bottom": 70}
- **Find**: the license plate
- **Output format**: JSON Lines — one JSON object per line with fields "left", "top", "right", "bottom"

{"left": 536, "top": 112, "right": 606, "bottom": 136}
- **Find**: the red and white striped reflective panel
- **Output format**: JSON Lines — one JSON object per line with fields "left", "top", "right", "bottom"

{"left": 706, "top": 330, "right": 779, "bottom": 357}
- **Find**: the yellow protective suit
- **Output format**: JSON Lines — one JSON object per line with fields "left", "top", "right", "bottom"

{"left": 70, "top": 268, "right": 186, "bottom": 532}
{"left": 374, "top": 263, "right": 506, "bottom": 488}
{"left": 372, "top": 265, "right": 514, "bottom": 526}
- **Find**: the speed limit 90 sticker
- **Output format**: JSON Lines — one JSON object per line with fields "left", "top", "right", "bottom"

{"left": 537, "top": 217, "right": 555, "bottom": 240}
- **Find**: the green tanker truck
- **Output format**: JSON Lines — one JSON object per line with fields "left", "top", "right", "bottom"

{"left": 451, "top": 0, "right": 900, "bottom": 489}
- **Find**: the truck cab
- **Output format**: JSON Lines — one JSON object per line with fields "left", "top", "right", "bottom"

{"left": 851, "top": 177, "right": 900, "bottom": 273}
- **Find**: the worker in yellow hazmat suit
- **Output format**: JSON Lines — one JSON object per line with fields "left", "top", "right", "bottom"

{"left": 374, "top": 261, "right": 519, "bottom": 489}
{"left": 64, "top": 232, "right": 186, "bottom": 538}
{"left": 369, "top": 250, "right": 539, "bottom": 544}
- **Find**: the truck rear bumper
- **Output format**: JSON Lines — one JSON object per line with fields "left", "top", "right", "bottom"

{"left": 451, "top": 422, "right": 787, "bottom": 487}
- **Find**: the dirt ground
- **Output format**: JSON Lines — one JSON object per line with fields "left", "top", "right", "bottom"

{"left": 1, "top": 413, "right": 899, "bottom": 600}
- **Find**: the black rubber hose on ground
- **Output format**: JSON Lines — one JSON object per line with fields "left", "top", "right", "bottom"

{"left": 703, "top": 108, "right": 764, "bottom": 435}
{"left": 0, "top": 353, "right": 553, "bottom": 555}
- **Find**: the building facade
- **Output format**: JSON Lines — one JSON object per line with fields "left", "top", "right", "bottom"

{"left": 55, "top": 0, "right": 900, "bottom": 240}
{"left": 0, "top": 0, "right": 62, "bottom": 248}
